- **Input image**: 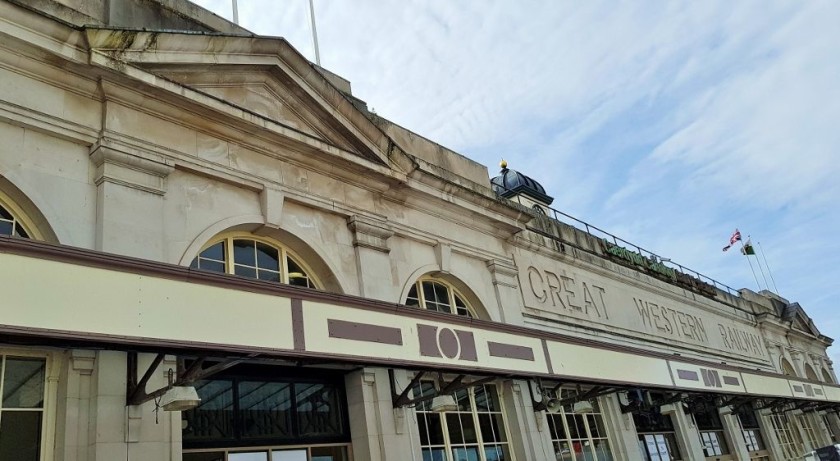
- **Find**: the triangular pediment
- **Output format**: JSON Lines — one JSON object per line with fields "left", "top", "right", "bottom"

{"left": 145, "top": 66, "right": 369, "bottom": 155}
{"left": 84, "top": 29, "right": 398, "bottom": 168}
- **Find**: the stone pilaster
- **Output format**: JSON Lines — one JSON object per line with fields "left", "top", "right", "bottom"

{"left": 345, "top": 368, "right": 415, "bottom": 461}
{"left": 486, "top": 259, "right": 521, "bottom": 324}
{"left": 90, "top": 139, "right": 173, "bottom": 260}
{"left": 719, "top": 407, "right": 750, "bottom": 461}
{"left": 347, "top": 215, "right": 393, "bottom": 301}
{"left": 661, "top": 403, "right": 705, "bottom": 461}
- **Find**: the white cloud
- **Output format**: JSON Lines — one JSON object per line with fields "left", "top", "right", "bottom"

{"left": 192, "top": 0, "right": 840, "bottom": 358}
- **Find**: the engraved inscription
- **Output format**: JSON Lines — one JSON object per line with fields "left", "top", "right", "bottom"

{"left": 634, "top": 297, "right": 708, "bottom": 343}
{"left": 527, "top": 266, "right": 609, "bottom": 319}
{"left": 717, "top": 324, "right": 766, "bottom": 357}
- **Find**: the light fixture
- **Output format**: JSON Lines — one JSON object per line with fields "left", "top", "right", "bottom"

{"left": 573, "top": 400, "right": 594, "bottom": 414}
{"left": 545, "top": 398, "right": 563, "bottom": 412}
{"left": 160, "top": 386, "right": 201, "bottom": 411}
{"left": 429, "top": 395, "right": 458, "bottom": 412}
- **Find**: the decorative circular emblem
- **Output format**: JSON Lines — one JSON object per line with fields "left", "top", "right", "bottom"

{"left": 437, "top": 328, "right": 460, "bottom": 359}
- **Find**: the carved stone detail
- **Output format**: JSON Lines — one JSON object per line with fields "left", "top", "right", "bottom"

{"left": 347, "top": 215, "right": 393, "bottom": 253}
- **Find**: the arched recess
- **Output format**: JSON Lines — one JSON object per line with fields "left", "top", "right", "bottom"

{"left": 781, "top": 357, "right": 797, "bottom": 377}
{"left": 823, "top": 368, "right": 835, "bottom": 384}
{"left": 180, "top": 216, "right": 345, "bottom": 294}
{"left": 399, "top": 265, "right": 492, "bottom": 321}
{"left": 0, "top": 176, "right": 59, "bottom": 243}
{"left": 805, "top": 364, "right": 819, "bottom": 381}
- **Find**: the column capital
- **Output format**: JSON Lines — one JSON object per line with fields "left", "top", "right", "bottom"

{"left": 347, "top": 215, "right": 393, "bottom": 253}
{"left": 90, "top": 138, "right": 174, "bottom": 195}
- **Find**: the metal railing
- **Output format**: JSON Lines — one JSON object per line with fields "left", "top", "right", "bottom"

{"left": 493, "top": 186, "right": 741, "bottom": 299}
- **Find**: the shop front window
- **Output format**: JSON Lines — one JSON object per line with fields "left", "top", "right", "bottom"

{"left": 413, "top": 380, "right": 512, "bottom": 461}
{"left": 691, "top": 405, "right": 730, "bottom": 457}
{"left": 634, "top": 410, "right": 681, "bottom": 461}
{"left": 546, "top": 388, "right": 613, "bottom": 461}
{"left": 182, "top": 366, "right": 349, "bottom": 461}
{"left": 797, "top": 414, "right": 821, "bottom": 451}
{"left": 0, "top": 355, "right": 47, "bottom": 461}
{"left": 769, "top": 413, "right": 805, "bottom": 461}
{"left": 736, "top": 403, "right": 767, "bottom": 456}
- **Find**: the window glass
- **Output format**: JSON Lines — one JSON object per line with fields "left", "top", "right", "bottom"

{"left": 412, "top": 380, "right": 511, "bottom": 461}
{"left": 183, "top": 380, "right": 235, "bottom": 442}
{"left": 2, "top": 358, "right": 45, "bottom": 408}
{"left": 310, "top": 445, "right": 348, "bottom": 461}
{"left": 0, "top": 355, "right": 46, "bottom": 461}
{"left": 239, "top": 381, "right": 292, "bottom": 440}
{"left": 190, "top": 237, "right": 319, "bottom": 289}
{"left": 183, "top": 374, "right": 349, "bottom": 453}
{"left": 405, "top": 279, "right": 475, "bottom": 318}
{"left": 0, "top": 411, "right": 42, "bottom": 461}
{"left": 0, "top": 203, "right": 31, "bottom": 239}
{"left": 548, "top": 388, "right": 613, "bottom": 461}
{"left": 271, "top": 450, "right": 306, "bottom": 461}
{"left": 769, "top": 413, "right": 805, "bottom": 461}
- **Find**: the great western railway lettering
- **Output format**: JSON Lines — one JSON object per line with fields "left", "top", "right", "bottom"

{"left": 634, "top": 297, "right": 708, "bottom": 343}
{"left": 717, "top": 324, "right": 766, "bottom": 357}
{"left": 527, "top": 266, "right": 609, "bottom": 319}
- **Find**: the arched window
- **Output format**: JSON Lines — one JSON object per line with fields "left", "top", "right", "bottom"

{"left": 0, "top": 201, "right": 31, "bottom": 238}
{"left": 405, "top": 278, "right": 475, "bottom": 318}
{"left": 805, "top": 364, "right": 819, "bottom": 381}
{"left": 190, "top": 234, "right": 319, "bottom": 289}
{"left": 780, "top": 358, "right": 797, "bottom": 377}
{"left": 822, "top": 368, "right": 834, "bottom": 384}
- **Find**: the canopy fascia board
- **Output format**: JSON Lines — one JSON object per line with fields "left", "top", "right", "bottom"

{"left": 1, "top": 236, "right": 837, "bottom": 405}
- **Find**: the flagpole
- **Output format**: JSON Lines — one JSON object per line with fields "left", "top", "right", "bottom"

{"left": 743, "top": 236, "right": 770, "bottom": 290}
{"left": 308, "top": 0, "right": 321, "bottom": 66}
{"left": 757, "top": 241, "right": 780, "bottom": 293}
{"left": 739, "top": 237, "right": 763, "bottom": 290}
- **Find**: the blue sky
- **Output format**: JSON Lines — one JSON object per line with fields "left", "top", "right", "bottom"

{"left": 193, "top": 0, "right": 840, "bottom": 362}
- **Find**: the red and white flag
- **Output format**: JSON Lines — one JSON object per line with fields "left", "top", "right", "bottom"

{"left": 722, "top": 229, "right": 742, "bottom": 252}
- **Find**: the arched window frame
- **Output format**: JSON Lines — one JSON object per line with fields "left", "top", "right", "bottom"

{"left": 780, "top": 358, "right": 797, "bottom": 377}
{"left": 190, "top": 232, "right": 321, "bottom": 289}
{"left": 405, "top": 277, "right": 477, "bottom": 318}
{"left": 0, "top": 191, "right": 38, "bottom": 239}
{"left": 822, "top": 368, "right": 835, "bottom": 384}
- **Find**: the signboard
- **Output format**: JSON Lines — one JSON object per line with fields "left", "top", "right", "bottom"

{"left": 516, "top": 251, "right": 769, "bottom": 362}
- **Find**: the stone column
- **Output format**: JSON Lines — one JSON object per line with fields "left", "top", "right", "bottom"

{"left": 501, "top": 379, "right": 554, "bottom": 461}
{"left": 90, "top": 139, "right": 173, "bottom": 260}
{"left": 600, "top": 393, "right": 645, "bottom": 461}
{"left": 719, "top": 407, "right": 750, "bottom": 461}
{"left": 345, "top": 367, "right": 415, "bottom": 461}
{"left": 486, "top": 259, "right": 521, "bottom": 324}
{"left": 661, "top": 403, "right": 705, "bottom": 461}
{"left": 54, "top": 350, "right": 96, "bottom": 461}
{"left": 347, "top": 215, "right": 394, "bottom": 302}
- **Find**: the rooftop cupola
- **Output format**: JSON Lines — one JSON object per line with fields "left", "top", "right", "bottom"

{"left": 490, "top": 160, "right": 554, "bottom": 212}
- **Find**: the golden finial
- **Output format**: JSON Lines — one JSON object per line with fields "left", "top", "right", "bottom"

{"left": 500, "top": 159, "right": 508, "bottom": 169}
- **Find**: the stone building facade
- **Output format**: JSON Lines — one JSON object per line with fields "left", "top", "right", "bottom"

{"left": 0, "top": 1, "right": 837, "bottom": 461}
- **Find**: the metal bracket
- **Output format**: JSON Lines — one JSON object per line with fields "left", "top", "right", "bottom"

{"left": 389, "top": 369, "right": 496, "bottom": 409}
{"left": 126, "top": 352, "right": 255, "bottom": 406}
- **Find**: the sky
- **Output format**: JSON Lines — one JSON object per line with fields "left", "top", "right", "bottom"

{"left": 192, "top": 0, "right": 840, "bottom": 362}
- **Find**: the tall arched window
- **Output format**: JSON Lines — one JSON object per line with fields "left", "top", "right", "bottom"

{"left": 780, "top": 358, "right": 797, "bottom": 377}
{"left": 190, "top": 234, "right": 319, "bottom": 289}
{"left": 805, "top": 364, "right": 819, "bottom": 381}
{"left": 0, "top": 201, "right": 31, "bottom": 238}
{"left": 822, "top": 368, "right": 834, "bottom": 384}
{"left": 405, "top": 278, "right": 475, "bottom": 318}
